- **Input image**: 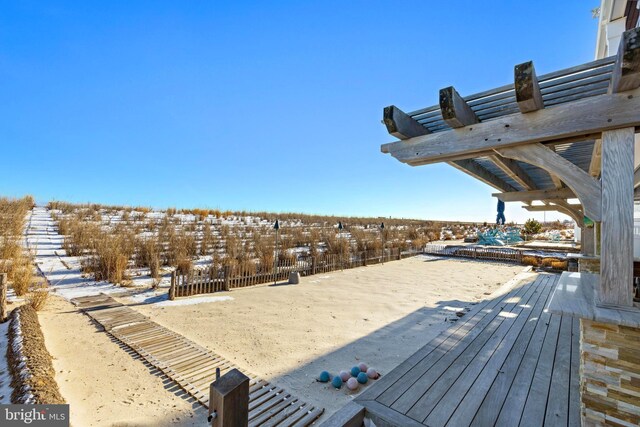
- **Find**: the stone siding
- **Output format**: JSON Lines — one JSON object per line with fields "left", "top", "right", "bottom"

{"left": 581, "top": 319, "right": 640, "bottom": 426}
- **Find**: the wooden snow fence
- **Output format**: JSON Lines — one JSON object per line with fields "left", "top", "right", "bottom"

{"left": 170, "top": 247, "right": 422, "bottom": 299}
{"left": 423, "top": 244, "right": 523, "bottom": 263}
{"left": 71, "top": 294, "right": 324, "bottom": 426}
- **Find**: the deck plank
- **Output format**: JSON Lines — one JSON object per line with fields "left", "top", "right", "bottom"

{"left": 470, "top": 275, "right": 556, "bottom": 426}
{"left": 443, "top": 274, "right": 554, "bottom": 426}
{"left": 358, "top": 273, "right": 534, "bottom": 403}
{"left": 355, "top": 272, "right": 579, "bottom": 427}
{"left": 408, "top": 274, "right": 544, "bottom": 422}
{"left": 568, "top": 317, "right": 581, "bottom": 427}
{"left": 517, "top": 313, "right": 562, "bottom": 426}
{"left": 544, "top": 314, "right": 573, "bottom": 425}
{"left": 378, "top": 277, "right": 534, "bottom": 409}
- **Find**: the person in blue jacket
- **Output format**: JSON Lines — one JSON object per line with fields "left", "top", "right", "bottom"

{"left": 496, "top": 200, "right": 506, "bottom": 225}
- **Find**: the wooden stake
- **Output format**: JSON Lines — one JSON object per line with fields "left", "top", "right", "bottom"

{"left": 0, "top": 273, "right": 7, "bottom": 323}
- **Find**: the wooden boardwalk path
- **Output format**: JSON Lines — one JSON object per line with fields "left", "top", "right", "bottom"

{"left": 71, "top": 294, "right": 324, "bottom": 427}
{"left": 355, "top": 273, "right": 580, "bottom": 427}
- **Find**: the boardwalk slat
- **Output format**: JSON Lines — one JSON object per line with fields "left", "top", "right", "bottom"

{"left": 72, "top": 293, "right": 322, "bottom": 426}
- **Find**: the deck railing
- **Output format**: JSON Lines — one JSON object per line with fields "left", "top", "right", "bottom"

{"left": 169, "top": 247, "right": 421, "bottom": 299}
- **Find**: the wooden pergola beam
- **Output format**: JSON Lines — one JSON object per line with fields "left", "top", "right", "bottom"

{"left": 380, "top": 104, "right": 513, "bottom": 193}
{"left": 515, "top": 61, "right": 544, "bottom": 113}
{"left": 488, "top": 154, "right": 537, "bottom": 190}
{"left": 449, "top": 159, "right": 517, "bottom": 192}
{"left": 439, "top": 86, "right": 479, "bottom": 128}
{"left": 493, "top": 187, "right": 575, "bottom": 202}
{"left": 496, "top": 143, "right": 601, "bottom": 221}
{"left": 523, "top": 203, "right": 584, "bottom": 226}
{"left": 610, "top": 27, "right": 640, "bottom": 93}
{"left": 381, "top": 87, "right": 640, "bottom": 166}
{"left": 383, "top": 105, "right": 430, "bottom": 139}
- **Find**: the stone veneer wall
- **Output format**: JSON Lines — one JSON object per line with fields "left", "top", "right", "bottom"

{"left": 581, "top": 319, "right": 640, "bottom": 426}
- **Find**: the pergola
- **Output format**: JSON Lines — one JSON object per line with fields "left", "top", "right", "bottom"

{"left": 382, "top": 27, "right": 640, "bottom": 310}
{"left": 374, "top": 26, "right": 640, "bottom": 425}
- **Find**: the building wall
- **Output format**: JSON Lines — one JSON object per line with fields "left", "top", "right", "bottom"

{"left": 581, "top": 319, "right": 640, "bottom": 426}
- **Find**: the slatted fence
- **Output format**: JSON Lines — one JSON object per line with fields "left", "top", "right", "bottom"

{"left": 423, "top": 244, "right": 523, "bottom": 263}
{"left": 170, "top": 247, "right": 421, "bottom": 299}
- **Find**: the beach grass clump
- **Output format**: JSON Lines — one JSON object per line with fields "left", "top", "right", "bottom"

{"left": 27, "top": 280, "right": 49, "bottom": 311}
{"left": 550, "top": 260, "right": 568, "bottom": 270}
{"left": 83, "top": 230, "right": 135, "bottom": 284}
{"left": 521, "top": 256, "right": 539, "bottom": 267}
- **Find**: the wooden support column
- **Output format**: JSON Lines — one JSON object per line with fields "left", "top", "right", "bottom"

{"left": 582, "top": 226, "right": 596, "bottom": 256}
{"left": 599, "top": 127, "right": 635, "bottom": 307}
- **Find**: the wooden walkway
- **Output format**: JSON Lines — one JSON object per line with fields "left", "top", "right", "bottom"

{"left": 355, "top": 273, "right": 580, "bottom": 427}
{"left": 71, "top": 294, "right": 324, "bottom": 427}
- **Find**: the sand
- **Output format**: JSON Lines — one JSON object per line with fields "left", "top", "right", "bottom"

{"left": 129, "top": 256, "right": 525, "bottom": 419}
{"left": 38, "top": 296, "right": 208, "bottom": 427}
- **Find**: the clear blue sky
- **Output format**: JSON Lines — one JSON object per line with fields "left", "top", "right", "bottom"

{"left": 1, "top": 1, "right": 598, "bottom": 222}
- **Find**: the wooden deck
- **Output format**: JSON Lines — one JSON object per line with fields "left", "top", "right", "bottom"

{"left": 71, "top": 294, "right": 324, "bottom": 427}
{"left": 354, "top": 273, "right": 580, "bottom": 427}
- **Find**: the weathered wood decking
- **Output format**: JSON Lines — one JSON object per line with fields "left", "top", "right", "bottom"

{"left": 354, "top": 273, "right": 580, "bottom": 427}
{"left": 71, "top": 294, "right": 324, "bottom": 426}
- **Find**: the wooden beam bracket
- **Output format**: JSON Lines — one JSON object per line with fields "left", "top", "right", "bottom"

{"left": 496, "top": 143, "right": 601, "bottom": 221}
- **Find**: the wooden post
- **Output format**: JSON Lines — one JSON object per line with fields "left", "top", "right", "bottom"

{"left": 582, "top": 226, "right": 595, "bottom": 256}
{"left": 0, "top": 273, "right": 7, "bottom": 323}
{"left": 223, "top": 265, "right": 230, "bottom": 291}
{"left": 311, "top": 256, "right": 316, "bottom": 275}
{"left": 208, "top": 368, "right": 249, "bottom": 427}
{"left": 600, "top": 127, "right": 634, "bottom": 307}
{"left": 363, "top": 250, "right": 367, "bottom": 266}
{"left": 169, "top": 271, "right": 176, "bottom": 301}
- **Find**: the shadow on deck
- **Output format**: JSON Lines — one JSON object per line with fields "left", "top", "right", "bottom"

{"left": 324, "top": 272, "right": 580, "bottom": 427}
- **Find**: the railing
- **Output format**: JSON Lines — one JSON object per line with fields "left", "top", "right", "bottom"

{"left": 169, "top": 247, "right": 422, "bottom": 299}
{"left": 423, "top": 244, "right": 523, "bottom": 263}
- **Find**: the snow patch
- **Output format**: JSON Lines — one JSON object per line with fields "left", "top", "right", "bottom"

{"left": 0, "top": 321, "right": 14, "bottom": 403}
{"left": 126, "top": 289, "right": 233, "bottom": 307}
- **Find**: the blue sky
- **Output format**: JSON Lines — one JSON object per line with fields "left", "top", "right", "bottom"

{"left": 1, "top": 1, "right": 598, "bottom": 222}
